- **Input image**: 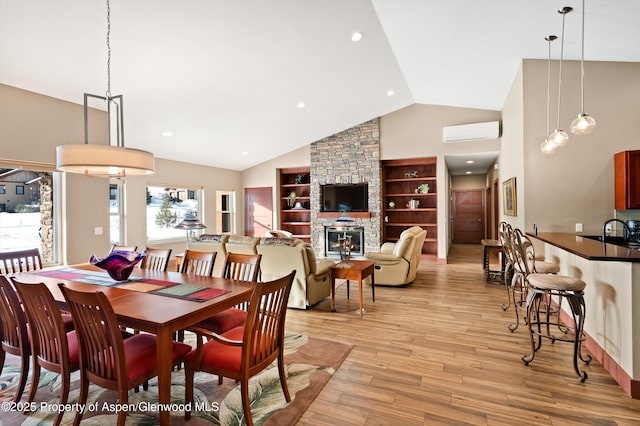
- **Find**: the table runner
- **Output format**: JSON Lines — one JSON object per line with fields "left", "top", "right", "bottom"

{"left": 32, "top": 267, "right": 230, "bottom": 302}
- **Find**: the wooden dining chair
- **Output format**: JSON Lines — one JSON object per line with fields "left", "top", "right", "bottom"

{"left": 11, "top": 278, "right": 80, "bottom": 426}
{"left": 190, "top": 253, "right": 262, "bottom": 335}
{"left": 184, "top": 271, "right": 295, "bottom": 426}
{"left": 0, "top": 276, "right": 31, "bottom": 403}
{"left": 58, "top": 283, "right": 192, "bottom": 426}
{"left": 139, "top": 247, "right": 172, "bottom": 271}
{"left": 0, "top": 248, "right": 43, "bottom": 274}
{"left": 110, "top": 244, "right": 138, "bottom": 253}
{"left": 179, "top": 249, "right": 216, "bottom": 276}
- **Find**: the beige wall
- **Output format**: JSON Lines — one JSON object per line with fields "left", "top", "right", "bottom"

{"left": 519, "top": 59, "right": 640, "bottom": 236}
{"left": 1, "top": 84, "right": 242, "bottom": 264}
{"left": 500, "top": 64, "right": 526, "bottom": 231}
{"left": 368, "top": 104, "right": 501, "bottom": 261}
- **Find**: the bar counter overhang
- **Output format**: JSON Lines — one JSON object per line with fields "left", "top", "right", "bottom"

{"left": 529, "top": 232, "right": 640, "bottom": 398}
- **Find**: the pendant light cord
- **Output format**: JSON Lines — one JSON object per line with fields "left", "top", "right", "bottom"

{"left": 545, "top": 36, "right": 556, "bottom": 137}
{"left": 106, "top": 0, "right": 112, "bottom": 99}
{"left": 580, "top": 0, "right": 586, "bottom": 113}
{"left": 556, "top": 9, "right": 569, "bottom": 130}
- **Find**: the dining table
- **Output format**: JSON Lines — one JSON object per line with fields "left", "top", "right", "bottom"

{"left": 11, "top": 263, "right": 256, "bottom": 426}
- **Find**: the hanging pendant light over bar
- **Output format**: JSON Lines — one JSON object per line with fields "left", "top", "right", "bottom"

{"left": 548, "top": 6, "right": 572, "bottom": 148}
{"left": 541, "top": 35, "right": 558, "bottom": 155}
{"left": 56, "top": 0, "right": 154, "bottom": 178}
{"left": 570, "top": 0, "right": 596, "bottom": 135}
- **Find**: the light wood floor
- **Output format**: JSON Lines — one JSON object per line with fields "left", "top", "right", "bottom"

{"left": 285, "top": 245, "right": 640, "bottom": 425}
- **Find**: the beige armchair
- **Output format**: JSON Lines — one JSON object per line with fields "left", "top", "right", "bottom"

{"left": 257, "top": 238, "right": 334, "bottom": 309}
{"left": 364, "top": 226, "right": 427, "bottom": 286}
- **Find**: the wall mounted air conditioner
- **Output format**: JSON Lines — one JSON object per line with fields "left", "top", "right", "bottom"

{"left": 442, "top": 121, "right": 500, "bottom": 143}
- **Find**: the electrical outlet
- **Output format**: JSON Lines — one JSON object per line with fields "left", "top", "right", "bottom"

{"left": 94, "top": 226, "right": 103, "bottom": 235}
{"left": 575, "top": 223, "right": 583, "bottom": 233}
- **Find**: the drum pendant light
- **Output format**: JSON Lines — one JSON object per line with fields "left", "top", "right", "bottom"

{"left": 56, "top": 0, "right": 154, "bottom": 178}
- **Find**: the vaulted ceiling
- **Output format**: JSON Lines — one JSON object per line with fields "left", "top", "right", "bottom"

{"left": 1, "top": 1, "right": 639, "bottom": 173}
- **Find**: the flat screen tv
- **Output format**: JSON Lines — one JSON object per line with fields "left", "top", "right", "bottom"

{"left": 321, "top": 183, "right": 368, "bottom": 212}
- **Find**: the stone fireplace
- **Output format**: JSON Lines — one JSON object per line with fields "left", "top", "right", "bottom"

{"left": 309, "top": 118, "right": 381, "bottom": 257}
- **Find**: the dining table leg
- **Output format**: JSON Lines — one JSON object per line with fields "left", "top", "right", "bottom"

{"left": 156, "top": 328, "right": 173, "bottom": 425}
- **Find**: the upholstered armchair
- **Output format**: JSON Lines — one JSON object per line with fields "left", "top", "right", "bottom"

{"left": 257, "top": 238, "right": 334, "bottom": 309}
{"left": 364, "top": 226, "right": 427, "bottom": 286}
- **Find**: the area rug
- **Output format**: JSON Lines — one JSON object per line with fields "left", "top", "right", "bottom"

{"left": 0, "top": 334, "right": 352, "bottom": 425}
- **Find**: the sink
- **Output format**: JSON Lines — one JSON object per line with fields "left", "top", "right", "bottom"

{"left": 583, "top": 235, "right": 640, "bottom": 249}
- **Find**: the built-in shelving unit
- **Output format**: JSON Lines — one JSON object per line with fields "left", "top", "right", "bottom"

{"left": 278, "top": 167, "right": 311, "bottom": 242}
{"left": 382, "top": 157, "right": 437, "bottom": 255}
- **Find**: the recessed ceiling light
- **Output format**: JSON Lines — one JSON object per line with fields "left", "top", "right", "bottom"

{"left": 386, "top": 89, "right": 395, "bottom": 96}
{"left": 161, "top": 131, "right": 173, "bottom": 137}
{"left": 351, "top": 32, "right": 363, "bottom": 42}
{"left": 242, "top": 151, "right": 249, "bottom": 156}
{"left": 466, "top": 160, "right": 474, "bottom": 164}
{"left": 466, "top": 171, "right": 472, "bottom": 174}
{"left": 297, "top": 101, "right": 306, "bottom": 109}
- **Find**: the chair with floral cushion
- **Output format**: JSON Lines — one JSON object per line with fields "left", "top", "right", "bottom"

{"left": 11, "top": 278, "right": 80, "bottom": 426}
{"left": 184, "top": 271, "right": 295, "bottom": 426}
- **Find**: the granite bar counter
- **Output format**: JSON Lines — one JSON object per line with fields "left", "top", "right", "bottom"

{"left": 528, "top": 232, "right": 640, "bottom": 398}
{"left": 528, "top": 231, "right": 640, "bottom": 262}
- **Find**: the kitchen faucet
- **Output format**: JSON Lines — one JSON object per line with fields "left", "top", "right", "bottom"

{"left": 602, "top": 218, "right": 630, "bottom": 242}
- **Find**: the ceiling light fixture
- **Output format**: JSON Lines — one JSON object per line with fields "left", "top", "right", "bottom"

{"left": 547, "top": 6, "right": 572, "bottom": 149}
{"left": 56, "top": 0, "right": 154, "bottom": 178}
{"left": 297, "top": 101, "right": 306, "bottom": 109}
{"left": 541, "top": 34, "right": 558, "bottom": 155}
{"left": 351, "top": 32, "right": 363, "bottom": 42}
{"left": 386, "top": 89, "right": 395, "bottom": 96}
{"left": 570, "top": 0, "right": 596, "bottom": 135}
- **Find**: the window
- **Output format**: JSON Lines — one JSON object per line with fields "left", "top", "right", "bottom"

{"left": 146, "top": 185, "right": 203, "bottom": 242}
{"left": 216, "top": 190, "right": 235, "bottom": 233}
{"left": 0, "top": 165, "right": 57, "bottom": 264}
{"left": 109, "top": 182, "right": 124, "bottom": 245}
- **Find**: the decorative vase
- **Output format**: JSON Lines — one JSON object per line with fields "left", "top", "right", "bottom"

{"left": 90, "top": 250, "right": 146, "bottom": 281}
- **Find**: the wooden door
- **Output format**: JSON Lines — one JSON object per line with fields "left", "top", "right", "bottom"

{"left": 244, "top": 187, "right": 273, "bottom": 237}
{"left": 452, "top": 189, "right": 484, "bottom": 244}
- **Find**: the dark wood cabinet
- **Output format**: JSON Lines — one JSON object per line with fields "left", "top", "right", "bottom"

{"left": 382, "top": 157, "right": 437, "bottom": 256}
{"left": 278, "top": 167, "right": 311, "bottom": 241}
{"left": 615, "top": 150, "right": 640, "bottom": 210}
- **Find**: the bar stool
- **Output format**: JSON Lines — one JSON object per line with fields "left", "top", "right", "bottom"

{"left": 508, "top": 228, "right": 560, "bottom": 332}
{"left": 522, "top": 272, "right": 591, "bottom": 381}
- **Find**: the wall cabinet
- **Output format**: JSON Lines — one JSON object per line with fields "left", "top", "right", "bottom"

{"left": 615, "top": 150, "right": 640, "bottom": 210}
{"left": 382, "top": 157, "right": 437, "bottom": 256}
{"left": 278, "top": 167, "right": 311, "bottom": 241}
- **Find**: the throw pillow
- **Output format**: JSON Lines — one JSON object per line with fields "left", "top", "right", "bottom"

{"left": 263, "top": 237, "right": 295, "bottom": 246}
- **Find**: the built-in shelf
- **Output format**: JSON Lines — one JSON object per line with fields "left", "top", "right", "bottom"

{"left": 382, "top": 157, "right": 437, "bottom": 255}
{"left": 278, "top": 167, "right": 311, "bottom": 242}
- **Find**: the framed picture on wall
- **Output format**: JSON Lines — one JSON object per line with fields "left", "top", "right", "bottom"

{"left": 503, "top": 177, "right": 517, "bottom": 216}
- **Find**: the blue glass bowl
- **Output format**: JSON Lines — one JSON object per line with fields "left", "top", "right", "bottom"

{"left": 89, "top": 250, "right": 146, "bottom": 281}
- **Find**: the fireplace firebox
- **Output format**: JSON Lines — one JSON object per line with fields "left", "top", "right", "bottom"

{"left": 325, "top": 226, "right": 364, "bottom": 257}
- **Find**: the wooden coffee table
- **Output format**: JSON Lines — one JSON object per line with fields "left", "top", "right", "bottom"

{"left": 330, "top": 259, "right": 375, "bottom": 317}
